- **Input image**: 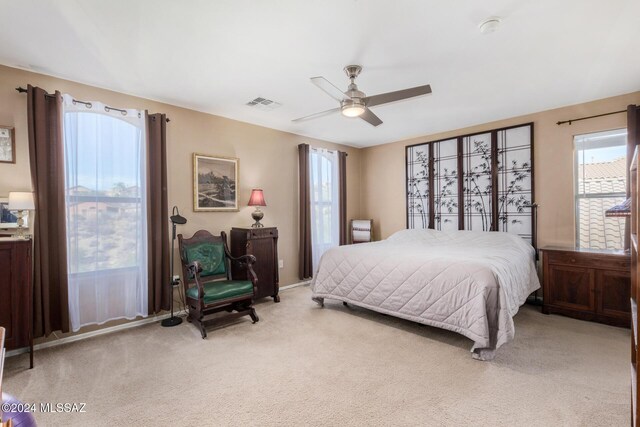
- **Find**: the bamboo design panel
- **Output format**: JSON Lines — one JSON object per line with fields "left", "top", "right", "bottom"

{"left": 406, "top": 123, "right": 534, "bottom": 242}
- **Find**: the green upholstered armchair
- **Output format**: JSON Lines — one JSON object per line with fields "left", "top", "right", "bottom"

{"left": 178, "top": 230, "right": 259, "bottom": 338}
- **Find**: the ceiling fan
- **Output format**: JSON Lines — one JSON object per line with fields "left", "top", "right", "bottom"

{"left": 292, "top": 65, "right": 432, "bottom": 127}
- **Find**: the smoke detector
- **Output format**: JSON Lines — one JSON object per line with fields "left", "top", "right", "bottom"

{"left": 479, "top": 17, "right": 501, "bottom": 34}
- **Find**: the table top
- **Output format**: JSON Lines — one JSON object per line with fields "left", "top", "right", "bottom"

{"left": 0, "top": 237, "right": 31, "bottom": 242}
{"left": 540, "top": 245, "right": 628, "bottom": 256}
{"left": 232, "top": 226, "right": 277, "bottom": 231}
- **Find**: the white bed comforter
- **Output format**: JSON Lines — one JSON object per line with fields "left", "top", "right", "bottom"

{"left": 311, "top": 229, "right": 540, "bottom": 360}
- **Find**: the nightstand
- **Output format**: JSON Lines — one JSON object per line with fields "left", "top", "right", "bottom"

{"left": 230, "top": 227, "right": 280, "bottom": 302}
{"left": 541, "top": 246, "right": 630, "bottom": 327}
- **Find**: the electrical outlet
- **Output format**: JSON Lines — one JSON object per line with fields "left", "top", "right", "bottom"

{"left": 278, "top": 259, "right": 284, "bottom": 269}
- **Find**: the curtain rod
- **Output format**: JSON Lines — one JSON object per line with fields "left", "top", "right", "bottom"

{"left": 310, "top": 146, "right": 348, "bottom": 156}
{"left": 556, "top": 109, "right": 626, "bottom": 126}
{"left": 15, "top": 86, "right": 170, "bottom": 122}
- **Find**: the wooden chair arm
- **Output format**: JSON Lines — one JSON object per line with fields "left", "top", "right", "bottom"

{"left": 229, "top": 254, "right": 256, "bottom": 266}
{"left": 226, "top": 254, "right": 258, "bottom": 295}
{"left": 188, "top": 261, "right": 205, "bottom": 299}
{"left": 246, "top": 262, "right": 259, "bottom": 296}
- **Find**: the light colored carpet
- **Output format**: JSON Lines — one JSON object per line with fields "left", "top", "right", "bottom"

{"left": 4, "top": 285, "right": 629, "bottom": 426}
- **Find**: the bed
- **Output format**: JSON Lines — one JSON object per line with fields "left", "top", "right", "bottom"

{"left": 310, "top": 228, "right": 540, "bottom": 360}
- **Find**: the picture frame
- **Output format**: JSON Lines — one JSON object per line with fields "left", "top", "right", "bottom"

{"left": 193, "top": 153, "right": 239, "bottom": 211}
{"left": 0, "top": 197, "right": 27, "bottom": 229}
{"left": 0, "top": 126, "right": 15, "bottom": 164}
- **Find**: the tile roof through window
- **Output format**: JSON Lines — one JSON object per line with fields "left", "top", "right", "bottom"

{"left": 576, "top": 156, "right": 626, "bottom": 250}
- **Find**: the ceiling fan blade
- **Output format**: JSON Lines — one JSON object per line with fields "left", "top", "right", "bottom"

{"left": 311, "top": 76, "right": 349, "bottom": 102}
{"left": 292, "top": 107, "right": 340, "bottom": 123}
{"left": 364, "top": 84, "right": 432, "bottom": 107}
{"left": 359, "top": 108, "right": 383, "bottom": 127}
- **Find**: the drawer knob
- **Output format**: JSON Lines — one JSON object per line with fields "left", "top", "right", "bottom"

{"left": 570, "top": 258, "right": 576, "bottom": 263}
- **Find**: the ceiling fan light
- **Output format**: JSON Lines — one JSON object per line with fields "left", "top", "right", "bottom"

{"left": 342, "top": 105, "right": 365, "bottom": 117}
{"left": 341, "top": 99, "right": 365, "bottom": 117}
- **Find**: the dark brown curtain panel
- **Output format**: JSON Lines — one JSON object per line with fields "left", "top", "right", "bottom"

{"left": 26, "top": 85, "right": 70, "bottom": 337}
{"left": 147, "top": 113, "right": 170, "bottom": 314}
{"left": 338, "top": 151, "right": 348, "bottom": 245}
{"left": 298, "top": 143, "right": 313, "bottom": 279}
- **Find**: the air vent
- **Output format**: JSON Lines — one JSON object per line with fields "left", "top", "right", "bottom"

{"left": 246, "top": 97, "right": 282, "bottom": 111}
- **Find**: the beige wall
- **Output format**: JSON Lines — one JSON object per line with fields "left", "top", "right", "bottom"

{"left": 361, "top": 91, "right": 640, "bottom": 247}
{"left": 2, "top": 61, "right": 639, "bottom": 344}
{"left": 0, "top": 64, "right": 362, "bottom": 287}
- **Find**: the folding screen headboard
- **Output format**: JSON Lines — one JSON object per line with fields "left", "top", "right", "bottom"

{"left": 406, "top": 122, "right": 536, "bottom": 247}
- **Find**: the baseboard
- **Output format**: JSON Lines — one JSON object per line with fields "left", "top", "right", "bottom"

{"left": 6, "top": 310, "right": 187, "bottom": 358}
{"left": 6, "top": 281, "right": 311, "bottom": 358}
{"left": 279, "top": 280, "right": 311, "bottom": 291}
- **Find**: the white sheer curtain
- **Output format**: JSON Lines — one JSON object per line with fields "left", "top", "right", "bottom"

{"left": 62, "top": 95, "right": 148, "bottom": 332}
{"left": 310, "top": 147, "right": 340, "bottom": 272}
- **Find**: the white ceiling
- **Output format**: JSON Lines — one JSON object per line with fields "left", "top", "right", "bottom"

{"left": 0, "top": 0, "right": 639, "bottom": 147}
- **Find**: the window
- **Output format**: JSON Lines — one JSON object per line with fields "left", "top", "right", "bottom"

{"left": 63, "top": 95, "right": 148, "bottom": 331}
{"left": 574, "top": 129, "right": 627, "bottom": 250}
{"left": 309, "top": 148, "right": 339, "bottom": 271}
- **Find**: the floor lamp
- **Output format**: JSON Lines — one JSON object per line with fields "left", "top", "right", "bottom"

{"left": 162, "top": 206, "right": 186, "bottom": 327}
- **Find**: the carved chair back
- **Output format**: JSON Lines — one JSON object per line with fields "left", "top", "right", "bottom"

{"left": 178, "top": 230, "right": 233, "bottom": 292}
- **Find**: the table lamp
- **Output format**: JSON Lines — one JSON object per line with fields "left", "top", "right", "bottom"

{"left": 8, "top": 191, "right": 34, "bottom": 239}
{"left": 248, "top": 189, "right": 266, "bottom": 228}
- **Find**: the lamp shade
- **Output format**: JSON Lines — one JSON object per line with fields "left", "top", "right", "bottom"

{"left": 248, "top": 189, "right": 266, "bottom": 207}
{"left": 8, "top": 191, "right": 34, "bottom": 210}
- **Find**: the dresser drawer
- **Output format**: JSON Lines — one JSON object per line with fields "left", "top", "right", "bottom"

{"left": 247, "top": 228, "right": 278, "bottom": 239}
{"left": 544, "top": 250, "right": 630, "bottom": 270}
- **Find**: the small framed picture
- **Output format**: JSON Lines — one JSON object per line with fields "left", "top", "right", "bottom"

{"left": 0, "top": 126, "right": 15, "bottom": 164}
{"left": 193, "top": 153, "right": 239, "bottom": 211}
{"left": 0, "top": 197, "right": 26, "bottom": 229}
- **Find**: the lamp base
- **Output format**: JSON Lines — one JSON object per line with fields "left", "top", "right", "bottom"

{"left": 161, "top": 316, "right": 183, "bottom": 327}
{"left": 251, "top": 208, "right": 264, "bottom": 228}
{"left": 16, "top": 210, "right": 27, "bottom": 238}
{"left": 16, "top": 226, "right": 28, "bottom": 239}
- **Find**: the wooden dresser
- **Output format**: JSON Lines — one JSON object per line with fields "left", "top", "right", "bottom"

{"left": 0, "top": 238, "right": 33, "bottom": 368}
{"left": 541, "top": 246, "right": 630, "bottom": 327}
{"left": 630, "top": 103, "right": 640, "bottom": 424}
{"left": 230, "top": 227, "right": 280, "bottom": 302}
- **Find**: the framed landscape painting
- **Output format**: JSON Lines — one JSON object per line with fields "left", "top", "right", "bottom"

{"left": 0, "top": 126, "right": 15, "bottom": 164}
{"left": 193, "top": 153, "right": 239, "bottom": 211}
